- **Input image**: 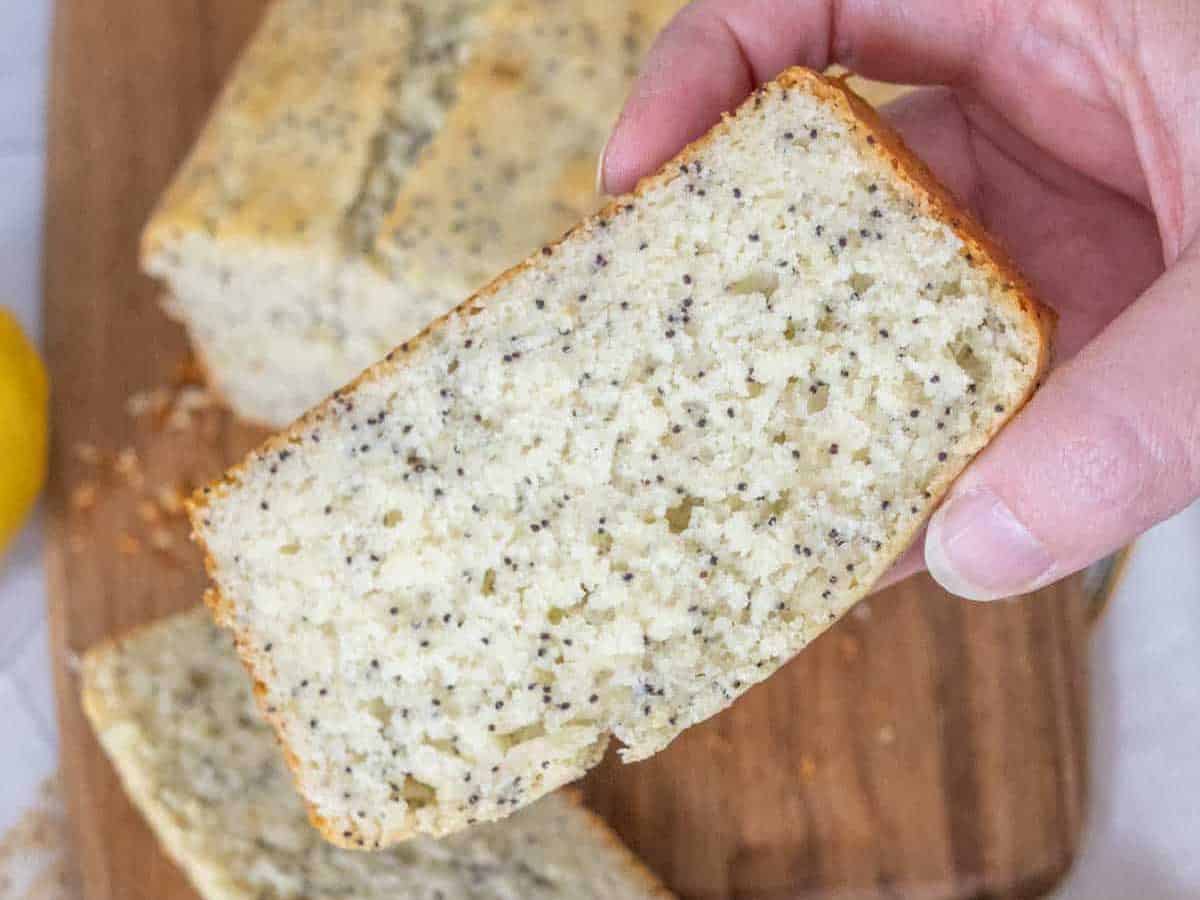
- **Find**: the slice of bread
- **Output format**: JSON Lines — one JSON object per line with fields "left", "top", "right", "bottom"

{"left": 142, "top": 0, "right": 678, "bottom": 426}
{"left": 80, "top": 608, "right": 672, "bottom": 899}
{"left": 190, "top": 68, "right": 1053, "bottom": 848}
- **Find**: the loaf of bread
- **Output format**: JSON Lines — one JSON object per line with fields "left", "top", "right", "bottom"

{"left": 81, "top": 608, "right": 671, "bottom": 898}
{"left": 142, "top": 0, "right": 678, "bottom": 426}
{"left": 190, "top": 68, "right": 1052, "bottom": 848}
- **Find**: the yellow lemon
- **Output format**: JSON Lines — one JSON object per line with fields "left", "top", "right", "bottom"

{"left": 0, "top": 308, "right": 48, "bottom": 555}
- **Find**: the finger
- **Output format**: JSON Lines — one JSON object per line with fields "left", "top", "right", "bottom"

{"left": 884, "top": 88, "right": 1162, "bottom": 360}
{"left": 602, "top": 0, "right": 1000, "bottom": 193}
{"left": 950, "top": 94, "right": 1163, "bottom": 360}
{"left": 925, "top": 249, "right": 1200, "bottom": 601}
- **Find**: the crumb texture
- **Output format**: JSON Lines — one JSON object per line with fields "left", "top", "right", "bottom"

{"left": 81, "top": 609, "right": 668, "bottom": 899}
{"left": 194, "top": 71, "right": 1045, "bottom": 847}
{"left": 143, "top": 0, "right": 676, "bottom": 426}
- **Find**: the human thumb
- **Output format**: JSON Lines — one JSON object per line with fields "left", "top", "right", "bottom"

{"left": 925, "top": 252, "right": 1200, "bottom": 600}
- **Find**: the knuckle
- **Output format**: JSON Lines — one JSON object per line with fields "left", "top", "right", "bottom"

{"left": 1056, "top": 398, "right": 1197, "bottom": 531}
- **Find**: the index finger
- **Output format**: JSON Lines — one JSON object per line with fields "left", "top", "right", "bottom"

{"left": 601, "top": 0, "right": 1000, "bottom": 194}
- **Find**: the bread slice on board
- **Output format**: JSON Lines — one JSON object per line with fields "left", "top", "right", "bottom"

{"left": 141, "top": 0, "right": 680, "bottom": 426}
{"left": 190, "top": 68, "right": 1053, "bottom": 849}
{"left": 81, "top": 608, "right": 672, "bottom": 898}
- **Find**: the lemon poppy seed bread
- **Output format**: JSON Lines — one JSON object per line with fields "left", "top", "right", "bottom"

{"left": 142, "top": 0, "right": 679, "bottom": 426}
{"left": 190, "top": 69, "right": 1052, "bottom": 848}
{"left": 81, "top": 608, "right": 672, "bottom": 898}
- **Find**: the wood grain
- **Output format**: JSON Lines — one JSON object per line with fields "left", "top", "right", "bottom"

{"left": 41, "top": 2, "right": 1089, "bottom": 898}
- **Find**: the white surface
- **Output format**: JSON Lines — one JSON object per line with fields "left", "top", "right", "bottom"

{"left": 0, "top": 0, "right": 54, "bottom": 840}
{"left": 1054, "top": 510, "right": 1200, "bottom": 898}
{"left": 0, "top": 1, "right": 1196, "bottom": 892}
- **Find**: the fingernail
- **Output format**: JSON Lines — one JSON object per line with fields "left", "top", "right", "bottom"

{"left": 925, "top": 487, "right": 1056, "bottom": 601}
{"left": 595, "top": 139, "right": 609, "bottom": 196}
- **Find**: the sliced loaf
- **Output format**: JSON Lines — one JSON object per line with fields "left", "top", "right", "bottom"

{"left": 142, "top": 0, "right": 678, "bottom": 426}
{"left": 81, "top": 608, "right": 672, "bottom": 898}
{"left": 141, "top": 0, "right": 489, "bottom": 425}
{"left": 190, "top": 68, "right": 1053, "bottom": 848}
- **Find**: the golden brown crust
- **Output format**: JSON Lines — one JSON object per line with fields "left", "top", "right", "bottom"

{"left": 205, "top": 585, "right": 374, "bottom": 848}
{"left": 189, "top": 66, "right": 1054, "bottom": 846}
{"left": 140, "top": 0, "right": 414, "bottom": 265}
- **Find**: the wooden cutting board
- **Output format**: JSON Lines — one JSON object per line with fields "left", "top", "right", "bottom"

{"left": 41, "top": 2, "right": 1090, "bottom": 898}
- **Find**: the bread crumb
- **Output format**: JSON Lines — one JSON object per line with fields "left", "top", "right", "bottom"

{"left": 62, "top": 443, "right": 193, "bottom": 558}
{"left": 125, "top": 387, "right": 170, "bottom": 419}
{"left": 172, "top": 354, "right": 207, "bottom": 387}
{"left": 155, "top": 485, "right": 187, "bottom": 517}
{"left": 127, "top": 381, "right": 217, "bottom": 432}
{"left": 126, "top": 353, "right": 220, "bottom": 432}
{"left": 799, "top": 755, "right": 818, "bottom": 782}
{"left": 837, "top": 634, "right": 861, "bottom": 663}
{"left": 116, "top": 533, "right": 141, "bottom": 556}
{"left": 113, "top": 449, "right": 143, "bottom": 489}
{"left": 72, "top": 443, "right": 101, "bottom": 466}
{"left": 148, "top": 528, "right": 174, "bottom": 551}
{"left": 69, "top": 483, "right": 97, "bottom": 512}
{"left": 167, "top": 386, "right": 216, "bottom": 431}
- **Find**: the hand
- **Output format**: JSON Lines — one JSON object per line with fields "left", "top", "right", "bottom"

{"left": 599, "top": 0, "right": 1200, "bottom": 601}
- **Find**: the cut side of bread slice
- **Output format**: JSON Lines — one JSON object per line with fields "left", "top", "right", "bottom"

{"left": 190, "top": 68, "right": 1053, "bottom": 848}
{"left": 80, "top": 608, "right": 672, "bottom": 898}
{"left": 142, "top": 0, "right": 679, "bottom": 427}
